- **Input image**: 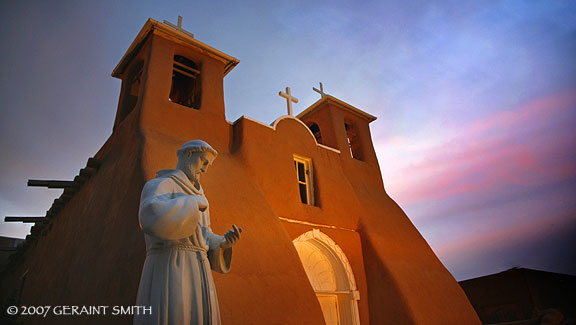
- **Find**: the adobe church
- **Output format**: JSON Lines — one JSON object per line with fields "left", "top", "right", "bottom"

{"left": 1, "top": 18, "right": 480, "bottom": 324}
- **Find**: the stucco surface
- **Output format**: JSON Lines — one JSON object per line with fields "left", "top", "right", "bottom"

{"left": 0, "top": 21, "right": 480, "bottom": 324}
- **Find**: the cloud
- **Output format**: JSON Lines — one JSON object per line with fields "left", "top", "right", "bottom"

{"left": 378, "top": 89, "right": 576, "bottom": 204}
{"left": 376, "top": 89, "right": 576, "bottom": 279}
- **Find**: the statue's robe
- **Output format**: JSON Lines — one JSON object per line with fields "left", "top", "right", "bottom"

{"left": 134, "top": 169, "right": 231, "bottom": 325}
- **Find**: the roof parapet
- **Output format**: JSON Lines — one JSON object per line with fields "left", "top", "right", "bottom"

{"left": 112, "top": 18, "right": 239, "bottom": 78}
{"left": 296, "top": 95, "right": 377, "bottom": 122}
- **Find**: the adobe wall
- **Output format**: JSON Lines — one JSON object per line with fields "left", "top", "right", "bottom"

{"left": 298, "top": 99, "right": 480, "bottom": 324}
{"left": 347, "top": 136, "right": 479, "bottom": 323}
{"left": 1, "top": 30, "right": 328, "bottom": 325}
{"left": 1, "top": 105, "right": 479, "bottom": 324}
{"left": 138, "top": 129, "right": 327, "bottom": 324}
{"left": 234, "top": 113, "right": 480, "bottom": 324}
{"left": 231, "top": 116, "right": 360, "bottom": 229}
{"left": 281, "top": 221, "right": 371, "bottom": 325}
{"left": 0, "top": 106, "right": 146, "bottom": 325}
{"left": 133, "top": 34, "right": 327, "bottom": 323}
{"left": 1, "top": 23, "right": 480, "bottom": 324}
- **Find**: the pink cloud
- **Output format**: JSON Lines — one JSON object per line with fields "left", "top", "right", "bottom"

{"left": 462, "top": 91, "right": 576, "bottom": 140}
{"left": 381, "top": 89, "right": 576, "bottom": 203}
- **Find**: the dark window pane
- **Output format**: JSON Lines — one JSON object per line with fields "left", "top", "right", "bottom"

{"left": 174, "top": 55, "right": 198, "bottom": 70}
{"left": 170, "top": 56, "right": 201, "bottom": 109}
{"left": 308, "top": 123, "right": 322, "bottom": 144}
{"left": 170, "top": 71, "right": 197, "bottom": 107}
{"left": 299, "top": 183, "right": 308, "bottom": 204}
{"left": 297, "top": 162, "right": 306, "bottom": 182}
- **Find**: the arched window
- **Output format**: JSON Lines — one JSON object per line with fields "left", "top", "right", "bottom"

{"left": 169, "top": 55, "right": 201, "bottom": 109}
{"left": 308, "top": 123, "right": 323, "bottom": 144}
{"left": 293, "top": 229, "right": 361, "bottom": 325}
{"left": 117, "top": 61, "right": 143, "bottom": 126}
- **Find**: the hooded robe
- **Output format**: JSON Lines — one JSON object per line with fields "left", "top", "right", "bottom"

{"left": 134, "top": 169, "right": 231, "bottom": 325}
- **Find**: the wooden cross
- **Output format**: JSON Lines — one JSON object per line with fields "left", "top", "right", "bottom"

{"left": 163, "top": 16, "right": 195, "bottom": 38}
{"left": 313, "top": 82, "right": 326, "bottom": 98}
{"left": 279, "top": 87, "right": 299, "bottom": 116}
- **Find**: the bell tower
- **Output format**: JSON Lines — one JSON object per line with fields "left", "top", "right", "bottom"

{"left": 297, "top": 95, "right": 378, "bottom": 166}
{"left": 110, "top": 17, "right": 239, "bottom": 151}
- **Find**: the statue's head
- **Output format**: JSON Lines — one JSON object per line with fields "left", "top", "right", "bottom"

{"left": 176, "top": 140, "right": 218, "bottom": 183}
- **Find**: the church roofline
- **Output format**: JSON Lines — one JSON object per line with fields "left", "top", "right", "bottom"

{"left": 112, "top": 18, "right": 240, "bottom": 78}
{"left": 231, "top": 115, "right": 342, "bottom": 154}
{"left": 296, "top": 95, "right": 377, "bottom": 123}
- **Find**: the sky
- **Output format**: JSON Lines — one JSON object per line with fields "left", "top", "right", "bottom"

{"left": 0, "top": 0, "right": 575, "bottom": 281}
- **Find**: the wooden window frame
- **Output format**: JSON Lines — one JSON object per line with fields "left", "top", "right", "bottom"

{"left": 344, "top": 122, "right": 362, "bottom": 160}
{"left": 294, "top": 155, "right": 315, "bottom": 206}
{"left": 169, "top": 55, "right": 201, "bottom": 109}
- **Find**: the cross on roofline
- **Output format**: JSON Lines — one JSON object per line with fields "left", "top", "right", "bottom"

{"left": 279, "top": 87, "right": 298, "bottom": 116}
{"left": 313, "top": 82, "right": 327, "bottom": 98}
{"left": 163, "top": 16, "right": 195, "bottom": 38}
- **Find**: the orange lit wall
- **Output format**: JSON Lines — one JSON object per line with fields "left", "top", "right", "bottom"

{"left": 0, "top": 19, "right": 480, "bottom": 324}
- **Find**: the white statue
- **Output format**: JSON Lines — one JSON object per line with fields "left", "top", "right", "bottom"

{"left": 134, "top": 140, "right": 242, "bottom": 325}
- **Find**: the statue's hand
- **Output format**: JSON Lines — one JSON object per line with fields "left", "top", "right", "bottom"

{"left": 196, "top": 195, "right": 208, "bottom": 212}
{"left": 221, "top": 224, "right": 242, "bottom": 249}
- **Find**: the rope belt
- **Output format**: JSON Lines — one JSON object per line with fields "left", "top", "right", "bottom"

{"left": 147, "top": 244, "right": 208, "bottom": 256}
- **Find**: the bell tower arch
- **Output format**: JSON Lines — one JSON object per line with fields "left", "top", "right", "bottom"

{"left": 110, "top": 17, "right": 239, "bottom": 154}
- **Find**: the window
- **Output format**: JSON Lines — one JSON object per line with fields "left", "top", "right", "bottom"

{"left": 294, "top": 155, "right": 314, "bottom": 205}
{"left": 169, "top": 55, "right": 201, "bottom": 109}
{"left": 125, "top": 65, "right": 142, "bottom": 110}
{"left": 308, "top": 123, "right": 323, "bottom": 144}
{"left": 117, "top": 62, "right": 143, "bottom": 124}
{"left": 345, "top": 122, "right": 362, "bottom": 160}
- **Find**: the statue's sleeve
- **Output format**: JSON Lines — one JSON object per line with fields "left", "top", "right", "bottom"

{"left": 206, "top": 229, "right": 232, "bottom": 274}
{"left": 139, "top": 178, "right": 203, "bottom": 240}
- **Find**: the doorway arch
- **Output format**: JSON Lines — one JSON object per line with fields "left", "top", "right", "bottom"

{"left": 293, "top": 229, "right": 361, "bottom": 325}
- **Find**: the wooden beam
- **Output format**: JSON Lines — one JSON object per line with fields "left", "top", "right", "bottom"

{"left": 28, "top": 180, "right": 74, "bottom": 188}
{"left": 52, "top": 198, "right": 65, "bottom": 207}
{"left": 73, "top": 175, "right": 86, "bottom": 184}
{"left": 47, "top": 207, "right": 59, "bottom": 216}
{"left": 30, "top": 225, "right": 43, "bottom": 236}
{"left": 63, "top": 187, "right": 78, "bottom": 195}
{"left": 4, "top": 216, "right": 45, "bottom": 223}
{"left": 79, "top": 168, "right": 96, "bottom": 178}
{"left": 61, "top": 194, "right": 73, "bottom": 201}
{"left": 87, "top": 157, "right": 101, "bottom": 169}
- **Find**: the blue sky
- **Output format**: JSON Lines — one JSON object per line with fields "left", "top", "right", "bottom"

{"left": 1, "top": 0, "right": 575, "bottom": 280}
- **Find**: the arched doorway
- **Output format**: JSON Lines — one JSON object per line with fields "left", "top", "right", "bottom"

{"left": 293, "top": 229, "right": 360, "bottom": 325}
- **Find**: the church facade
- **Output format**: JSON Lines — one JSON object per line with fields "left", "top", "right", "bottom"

{"left": 1, "top": 19, "right": 479, "bottom": 324}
